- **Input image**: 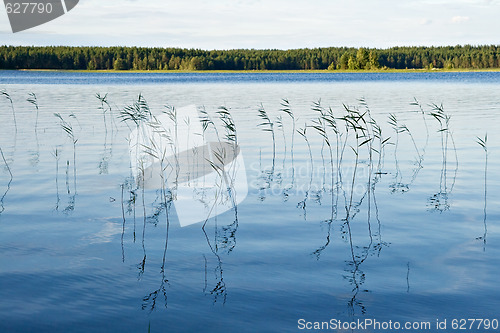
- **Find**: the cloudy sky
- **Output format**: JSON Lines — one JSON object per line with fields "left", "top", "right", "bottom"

{"left": 1, "top": 0, "right": 499, "bottom": 49}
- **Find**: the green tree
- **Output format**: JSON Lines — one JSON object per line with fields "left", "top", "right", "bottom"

{"left": 368, "top": 51, "right": 379, "bottom": 69}
{"left": 113, "top": 58, "right": 127, "bottom": 70}
{"left": 347, "top": 56, "right": 359, "bottom": 70}
{"left": 339, "top": 52, "right": 349, "bottom": 70}
{"left": 356, "top": 47, "right": 369, "bottom": 69}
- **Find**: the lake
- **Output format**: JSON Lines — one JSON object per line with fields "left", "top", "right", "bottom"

{"left": 0, "top": 71, "right": 499, "bottom": 332}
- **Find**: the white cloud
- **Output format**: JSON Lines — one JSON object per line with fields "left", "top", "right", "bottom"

{"left": 0, "top": 0, "right": 499, "bottom": 48}
{"left": 451, "top": 16, "right": 471, "bottom": 23}
{"left": 419, "top": 0, "right": 497, "bottom": 4}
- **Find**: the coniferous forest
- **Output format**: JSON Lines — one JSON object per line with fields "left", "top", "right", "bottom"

{"left": 1, "top": 45, "right": 500, "bottom": 71}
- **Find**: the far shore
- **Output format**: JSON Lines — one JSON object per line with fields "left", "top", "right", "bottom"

{"left": 10, "top": 68, "right": 500, "bottom": 74}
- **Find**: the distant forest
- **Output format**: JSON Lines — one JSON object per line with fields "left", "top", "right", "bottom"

{"left": 1, "top": 45, "right": 500, "bottom": 71}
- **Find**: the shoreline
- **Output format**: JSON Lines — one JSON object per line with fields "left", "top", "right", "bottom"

{"left": 11, "top": 68, "right": 500, "bottom": 74}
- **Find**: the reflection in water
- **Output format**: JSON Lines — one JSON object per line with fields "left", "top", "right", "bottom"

{"left": 96, "top": 93, "right": 115, "bottom": 175}
{"left": 98, "top": 134, "right": 112, "bottom": 175}
{"left": 202, "top": 224, "right": 227, "bottom": 305}
{"left": 248, "top": 98, "right": 409, "bottom": 314}
{"left": 201, "top": 202, "right": 238, "bottom": 304}
{"left": 410, "top": 98, "right": 430, "bottom": 156}
{"left": 4, "top": 88, "right": 493, "bottom": 322}
{"left": 126, "top": 101, "right": 246, "bottom": 228}
{"left": 312, "top": 220, "right": 333, "bottom": 260}
{"left": 0, "top": 146, "right": 13, "bottom": 215}
{"left": 279, "top": 99, "right": 296, "bottom": 192}
{"left": 296, "top": 126, "right": 313, "bottom": 220}
{"left": 27, "top": 92, "right": 40, "bottom": 168}
{"left": 62, "top": 160, "right": 75, "bottom": 214}
{"left": 1, "top": 89, "right": 17, "bottom": 132}
{"left": 257, "top": 104, "right": 276, "bottom": 178}
{"left": 300, "top": 100, "right": 392, "bottom": 314}
{"left": 142, "top": 200, "right": 171, "bottom": 312}
{"left": 407, "top": 262, "right": 411, "bottom": 293}
{"left": 52, "top": 147, "right": 61, "bottom": 211}
{"left": 120, "top": 184, "right": 126, "bottom": 262}
{"left": 388, "top": 113, "right": 404, "bottom": 192}
{"left": 118, "top": 99, "right": 245, "bottom": 309}
{"left": 476, "top": 134, "right": 488, "bottom": 250}
{"left": 428, "top": 104, "right": 459, "bottom": 213}
{"left": 137, "top": 181, "right": 147, "bottom": 280}
{"left": 54, "top": 113, "right": 79, "bottom": 214}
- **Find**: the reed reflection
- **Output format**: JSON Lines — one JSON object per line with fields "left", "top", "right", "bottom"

{"left": 476, "top": 134, "right": 488, "bottom": 251}
{"left": 0, "top": 145, "right": 13, "bottom": 215}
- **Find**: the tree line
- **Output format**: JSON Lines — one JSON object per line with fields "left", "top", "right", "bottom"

{"left": 1, "top": 45, "right": 500, "bottom": 71}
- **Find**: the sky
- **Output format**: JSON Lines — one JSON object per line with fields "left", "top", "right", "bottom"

{"left": 1, "top": 0, "right": 500, "bottom": 49}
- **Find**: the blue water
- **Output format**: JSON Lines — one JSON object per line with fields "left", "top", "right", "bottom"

{"left": 0, "top": 72, "right": 499, "bottom": 332}
{"left": 2, "top": 70, "right": 500, "bottom": 85}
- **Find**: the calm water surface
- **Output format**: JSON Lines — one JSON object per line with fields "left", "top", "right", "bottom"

{"left": 0, "top": 71, "right": 499, "bottom": 332}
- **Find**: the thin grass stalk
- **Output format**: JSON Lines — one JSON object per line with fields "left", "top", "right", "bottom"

{"left": 323, "top": 106, "right": 343, "bottom": 215}
{"left": 1, "top": 90, "right": 17, "bottom": 132}
{"left": 280, "top": 99, "right": 295, "bottom": 183}
{"left": 359, "top": 98, "right": 380, "bottom": 186}
{"left": 52, "top": 148, "right": 60, "bottom": 210}
{"left": 257, "top": 104, "right": 276, "bottom": 175}
{"left": 120, "top": 94, "right": 152, "bottom": 182}
{"left": 333, "top": 108, "right": 352, "bottom": 211}
{"left": 443, "top": 116, "right": 449, "bottom": 192}
{"left": 430, "top": 104, "right": 447, "bottom": 193}
{"left": 96, "top": 93, "right": 112, "bottom": 136}
{"left": 388, "top": 113, "right": 401, "bottom": 184}
{"left": 164, "top": 105, "right": 179, "bottom": 188}
{"left": 199, "top": 107, "right": 237, "bottom": 212}
{"left": 121, "top": 184, "right": 126, "bottom": 262}
{"left": 216, "top": 106, "right": 239, "bottom": 185}
{"left": 311, "top": 116, "right": 335, "bottom": 220}
{"left": 320, "top": 105, "right": 341, "bottom": 216}
{"left": 27, "top": 92, "right": 39, "bottom": 134}
{"left": 342, "top": 106, "right": 367, "bottom": 218}
{"left": 202, "top": 159, "right": 226, "bottom": 228}
{"left": 399, "top": 124, "right": 423, "bottom": 166}
{"left": 476, "top": 134, "right": 488, "bottom": 249}
{"left": 338, "top": 106, "right": 353, "bottom": 194}
{"left": 54, "top": 113, "right": 78, "bottom": 194}
{"left": 312, "top": 100, "right": 327, "bottom": 191}
{"left": 218, "top": 108, "right": 240, "bottom": 212}
{"left": 410, "top": 98, "right": 429, "bottom": 153}
{"left": 0, "top": 145, "right": 13, "bottom": 215}
{"left": 276, "top": 115, "right": 287, "bottom": 171}
{"left": 0, "top": 146, "right": 12, "bottom": 180}
{"left": 358, "top": 100, "right": 376, "bottom": 250}
{"left": 447, "top": 120, "right": 459, "bottom": 192}
{"left": 297, "top": 125, "right": 313, "bottom": 219}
